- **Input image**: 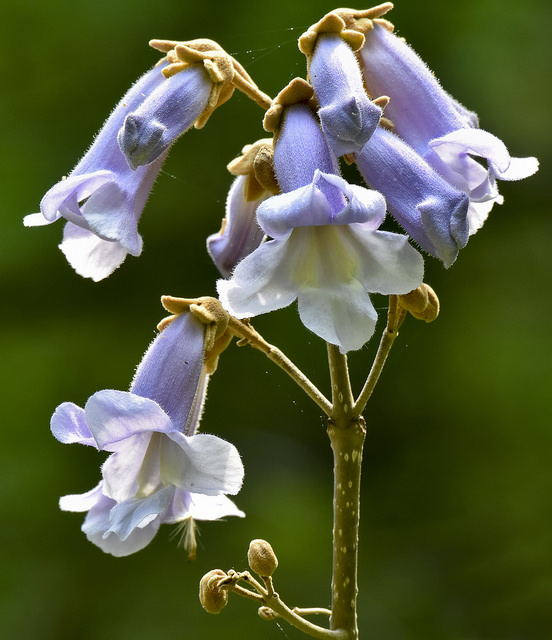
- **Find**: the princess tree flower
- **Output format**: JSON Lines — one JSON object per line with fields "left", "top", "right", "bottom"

{"left": 24, "top": 63, "right": 169, "bottom": 281}
{"left": 26, "top": 38, "right": 270, "bottom": 282}
{"left": 207, "top": 175, "right": 266, "bottom": 278}
{"left": 51, "top": 310, "right": 244, "bottom": 556}
{"left": 118, "top": 63, "right": 212, "bottom": 169}
{"left": 357, "top": 20, "right": 538, "bottom": 232}
{"left": 207, "top": 139, "right": 277, "bottom": 277}
{"left": 355, "top": 125, "right": 470, "bottom": 267}
{"left": 298, "top": 13, "right": 382, "bottom": 157}
{"left": 218, "top": 86, "right": 423, "bottom": 353}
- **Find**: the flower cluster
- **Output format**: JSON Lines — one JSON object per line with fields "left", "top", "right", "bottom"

{"left": 33, "top": 4, "right": 537, "bottom": 555}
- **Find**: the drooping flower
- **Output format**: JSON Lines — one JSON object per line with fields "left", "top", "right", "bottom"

{"left": 357, "top": 21, "right": 538, "bottom": 231}
{"left": 298, "top": 13, "right": 382, "bottom": 157}
{"left": 207, "top": 175, "right": 267, "bottom": 278}
{"left": 355, "top": 125, "right": 470, "bottom": 267}
{"left": 207, "top": 139, "right": 277, "bottom": 277}
{"left": 24, "top": 63, "right": 170, "bottom": 280}
{"left": 218, "top": 92, "right": 423, "bottom": 353}
{"left": 118, "top": 63, "right": 212, "bottom": 169}
{"left": 51, "top": 311, "right": 244, "bottom": 556}
{"left": 25, "top": 38, "right": 260, "bottom": 281}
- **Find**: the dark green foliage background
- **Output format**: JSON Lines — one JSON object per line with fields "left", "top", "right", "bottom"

{"left": 1, "top": 0, "right": 551, "bottom": 638}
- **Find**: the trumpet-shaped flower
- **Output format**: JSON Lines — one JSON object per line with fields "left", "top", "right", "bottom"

{"left": 219, "top": 101, "right": 423, "bottom": 352}
{"left": 51, "top": 312, "right": 244, "bottom": 556}
{"left": 358, "top": 22, "right": 538, "bottom": 229}
{"left": 307, "top": 33, "right": 381, "bottom": 157}
{"left": 25, "top": 64, "right": 168, "bottom": 280}
{"left": 355, "top": 126, "right": 470, "bottom": 267}
{"left": 218, "top": 169, "right": 424, "bottom": 353}
{"left": 207, "top": 174, "right": 267, "bottom": 277}
{"left": 118, "top": 64, "right": 212, "bottom": 169}
{"left": 25, "top": 59, "right": 213, "bottom": 281}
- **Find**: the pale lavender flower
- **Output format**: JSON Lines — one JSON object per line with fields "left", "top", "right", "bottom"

{"left": 355, "top": 126, "right": 470, "bottom": 267}
{"left": 218, "top": 105, "right": 423, "bottom": 352}
{"left": 118, "top": 64, "right": 212, "bottom": 169}
{"left": 25, "top": 60, "right": 212, "bottom": 281}
{"left": 308, "top": 33, "right": 381, "bottom": 156}
{"left": 25, "top": 64, "right": 167, "bottom": 280}
{"left": 207, "top": 174, "right": 267, "bottom": 277}
{"left": 51, "top": 312, "right": 244, "bottom": 557}
{"left": 359, "top": 22, "right": 538, "bottom": 230}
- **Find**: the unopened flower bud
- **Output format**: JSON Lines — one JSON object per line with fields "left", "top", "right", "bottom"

{"left": 199, "top": 569, "right": 228, "bottom": 614}
{"left": 247, "top": 539, "right": 278, "bottom": 577}
{"left": 398, "top": 283, "right": 440, "bottom": 322}
{"left": 258, "top": 606, "right": 279, "bottom": 620}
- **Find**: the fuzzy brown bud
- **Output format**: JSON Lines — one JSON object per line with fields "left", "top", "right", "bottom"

{"left": 398, "top": 284, "right": 440, "bottom": 322}
{"left": 247, "top": 539, "right": 278, "bottom": 577}
{"left": 199, "top": 569, "right": 228, "bottom": 614}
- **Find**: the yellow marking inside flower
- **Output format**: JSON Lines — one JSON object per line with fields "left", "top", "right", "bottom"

{"left": 288, "top": 225, "right": 360, "bottom": 288}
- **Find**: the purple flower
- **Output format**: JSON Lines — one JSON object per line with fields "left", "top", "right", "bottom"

{"left": 358, "top": 22, "right": 538, "bottom": 229}
{"left": 207, "top": 174, "right": 267, "bottom": 277}
{"left": 51, "top": 312, "right": 244, "bottom": 556}
{"left": 25, "top": 64, "right": 168, "bottom": 280}
{"left": 307, "top": 33, "right": 381, "bottom": 156}
{"left": 218, "top": 104, "right": 423, "bottom": 352}
{"left": 355, "top": 126, "right": 470, "bottom": 267}
{"left": 25, "top": 58, "right": 212, "bottom": 281}
{"left": 118, "top": 64, "right": 212, "bottom": 169}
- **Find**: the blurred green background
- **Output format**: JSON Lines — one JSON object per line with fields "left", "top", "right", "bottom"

{"left": 1, "top": 0, "right": 551, "bottom": 638}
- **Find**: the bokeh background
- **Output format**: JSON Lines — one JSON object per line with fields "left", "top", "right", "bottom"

{"left": 1, "top": 0, "right": 551, "bottom": 638}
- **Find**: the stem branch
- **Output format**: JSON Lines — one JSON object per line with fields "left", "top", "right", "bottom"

{"left": 261, "top": 595, "right": 346, "bottom": 640}
{"left": 327, "top": 344, "right": 354, "bottom": 417}
{"left": 354, "top": 296, "right": 406, "bottom": 414}
{"left": 228, "top": 317, "right": 333, "bottom": 416}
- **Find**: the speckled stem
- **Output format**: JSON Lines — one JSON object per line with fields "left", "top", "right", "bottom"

{"left": 326, "top": 343, "right": 365, "bottom": 639}
{"left": 327, "top": 415, "right": 365, "bottom": 639}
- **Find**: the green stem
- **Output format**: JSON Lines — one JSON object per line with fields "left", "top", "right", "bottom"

{"left": 228, "top": 316, "right": 333, "bottom": 416}
{"left": 354, "top": 296, "right": 405, "bottom": 414}
{"left": 327, "top": 415, "right": 365, "bottom": 639}
{"left": 261, "top": 595, "right": 346, "bottom": 640}
{"left": 327, "top": 344, "right": 354, "bottom": 416}
{"left": 326, "top": 342, "right": 366, "bottom": 639}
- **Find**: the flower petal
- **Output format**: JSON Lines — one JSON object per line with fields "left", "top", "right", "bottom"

{"left": 101, "top": 437, "right": 151, "bottom": 502}
{"left": 350, "top": 226, "right": 425, "bottom": 293}
{"left": 40, "top": 171, "right": 114, "bottom": 224}
{"left": 257, "top": 170, "right": 386, "bottom": 238}
{"left": 298, "top": 281, "right": 378, "bottom": 352}
{"left": 106, "top": 485, "right": 174, "bottom": 541}
{"left": 59, "top": 222, "right": 129, "bottom": 282}
{"left": 82, "top": 490, "right": 162, "bottom": 556}
{"left": 51, "top": 401, "right": 96, "bottom": 447}
{"left": 79, "top": 181, "right": 142, "bottom": 256}
{"left": 217, "top": 237, "right": 299, "bottom": 318}
{"left": 162, "top": 432, "right": 244, "bottom": 495}
{"left": 59, "top": 482, "right": 104, "bottom": 512}
{"left": 167, "top": 492, "right": 245, "bottom": 522}
{"left": 85, "top": 390, "right": 172, "bottom": 450}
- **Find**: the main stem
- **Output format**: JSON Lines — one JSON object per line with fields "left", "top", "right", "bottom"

{"left": 327, "top": 345, "right": 365, "bottom": 639}
{"left": 328, "top": 416, "right": 366, "bottom": 639}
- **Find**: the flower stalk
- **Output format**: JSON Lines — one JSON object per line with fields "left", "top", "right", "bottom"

{"left": 227, "top": 315, "right": 333, "bottom": 416}
{"left": 327, "top": 415, "right": 366, "bottom": 639}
